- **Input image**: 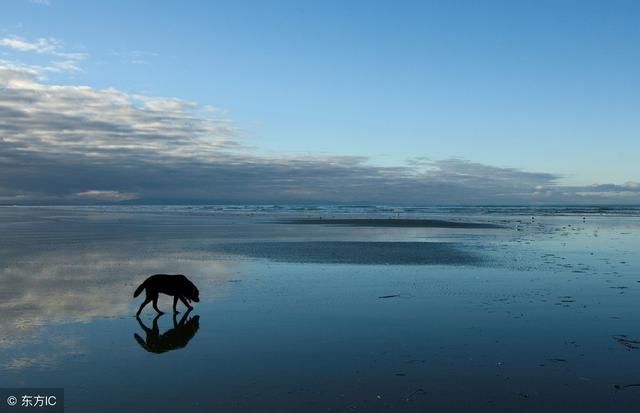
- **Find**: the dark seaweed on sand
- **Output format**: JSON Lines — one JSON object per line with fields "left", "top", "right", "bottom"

{"left": 274, "top": 218, "right": 503, "bottom": 229}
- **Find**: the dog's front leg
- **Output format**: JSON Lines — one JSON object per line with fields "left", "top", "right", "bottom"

{"left": 179, "top": 296, "right": 193, "bottom": 311}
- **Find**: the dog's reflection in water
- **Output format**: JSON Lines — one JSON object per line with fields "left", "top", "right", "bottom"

{"left": 134, "top": 310, "right": 200, "bottom": 354}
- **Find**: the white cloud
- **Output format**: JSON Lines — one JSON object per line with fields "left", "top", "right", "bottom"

{"left": 0, "top": 67, "right": 236, "bottom": 160}
{"left": 75, "top": 190, "right": 140, "bottom": 201}
{"left": 0, "top": 36, "right": 60, "bottom": 54}
{"left": 0, "top": 35, "right": 86, "bottom": 74}
{"left": 29, "top": 0, "right": 51, "bottom": 5}
{"left": 575, "top": 191, "right": 638, "bottom": 198}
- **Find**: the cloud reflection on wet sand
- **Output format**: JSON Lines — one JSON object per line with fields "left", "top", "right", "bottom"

{"left": 0, "top": 243, "right": 235, "bottom": 369}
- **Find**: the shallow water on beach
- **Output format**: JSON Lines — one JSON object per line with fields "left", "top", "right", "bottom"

{"left": 1, "top": 206, "right": 640, "bottom": 412}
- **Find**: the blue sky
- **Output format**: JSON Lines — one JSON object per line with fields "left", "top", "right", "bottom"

{"left": 0, "top": 0, "right": 639, "bottom": 204}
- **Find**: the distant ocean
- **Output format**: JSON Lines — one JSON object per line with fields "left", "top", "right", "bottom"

{"left": 3, "top": 204, "right": 639, "bottom": 216}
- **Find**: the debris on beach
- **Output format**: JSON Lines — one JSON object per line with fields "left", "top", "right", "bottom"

{"left": 613, "top": 335, "right": 640, "bottom": 350}
{"left": 405, "top": 388, "right": 427, "bottom": 401}
{"left": 614, "top": 383, "right": 640, "bottom": 391}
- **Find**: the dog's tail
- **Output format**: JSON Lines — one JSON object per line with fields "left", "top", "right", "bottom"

{"left": 133, "top": 280, "right": 147, "bottom": 298}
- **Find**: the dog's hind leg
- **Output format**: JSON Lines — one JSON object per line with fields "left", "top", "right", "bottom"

{"left": 136, "top": 296, "right": 152, "bottom": 317}
{"left": 152, "top": 295, "right": 164, "bottom": 315}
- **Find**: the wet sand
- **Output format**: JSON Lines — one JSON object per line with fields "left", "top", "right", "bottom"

{"left": 214, "top": 241, "right": 484, "bottom": 265}
{"left": 1, "top": 206, "right": 640, "bottom": 412}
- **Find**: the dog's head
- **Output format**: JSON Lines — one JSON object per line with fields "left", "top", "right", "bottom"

{"left": 188, "top": 284, "right": 200, "bottom": 303}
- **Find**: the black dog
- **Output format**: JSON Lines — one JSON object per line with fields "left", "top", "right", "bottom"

{"left": 134, "top": 274, "right": 200, "bottom": 316}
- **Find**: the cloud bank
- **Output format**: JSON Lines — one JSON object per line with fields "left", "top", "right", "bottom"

{"left": 0, "top": 37, "right": 638, "bottom": 205}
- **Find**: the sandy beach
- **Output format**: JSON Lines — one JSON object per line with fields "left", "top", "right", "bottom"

{"left": 0, "top": 205, "right": 639, "bottom": 412}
